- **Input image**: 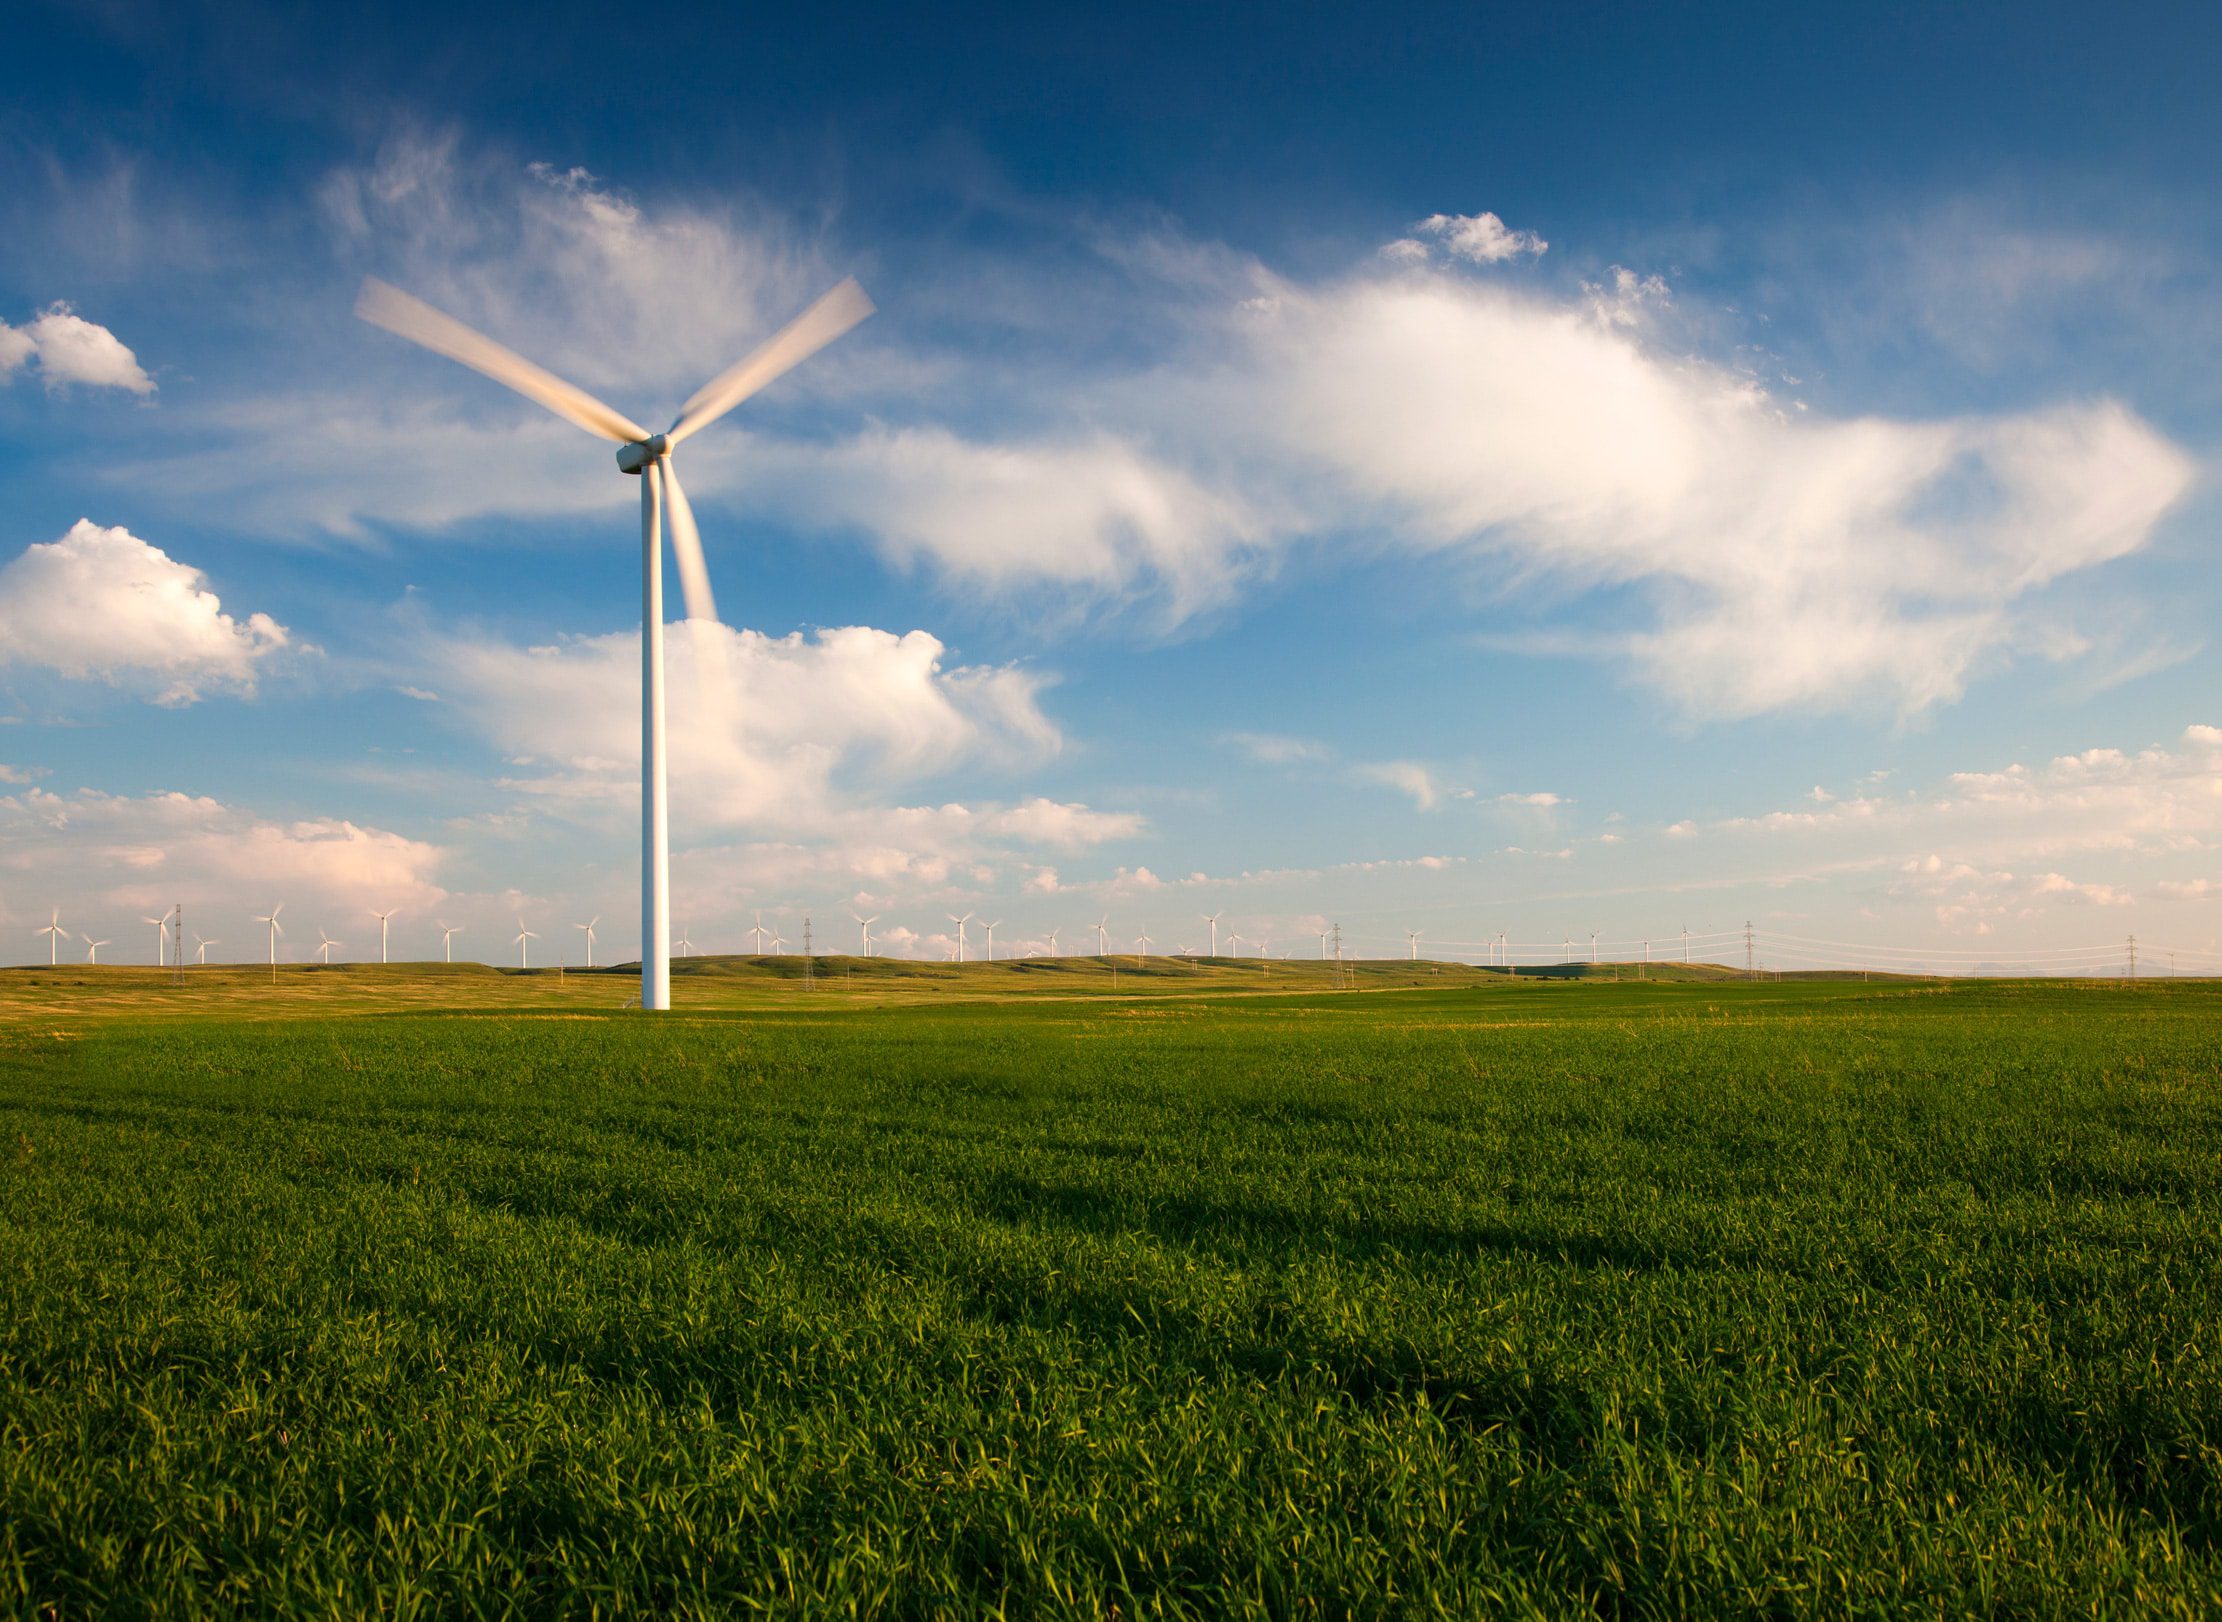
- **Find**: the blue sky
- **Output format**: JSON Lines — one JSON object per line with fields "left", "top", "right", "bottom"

{"left": 4, "top": 0, "right": 2219, "bottom": 970}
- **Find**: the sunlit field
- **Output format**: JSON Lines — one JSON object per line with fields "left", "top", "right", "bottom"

{"left": 3, "top": 965, "right": 2217, "bottom": 1614}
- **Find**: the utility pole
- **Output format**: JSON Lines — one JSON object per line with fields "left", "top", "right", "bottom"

{"left": 803, "top": 916, "right": 815, "bottom": 991}
{"left": 1745, "top": 920, "right": 1754, "bottom": 978}
{"left": 1682, "top": 925, "right": 1691, "bottom": 965}
{"left": 2128, "top": 934, "right": 2137, "bottom": 983}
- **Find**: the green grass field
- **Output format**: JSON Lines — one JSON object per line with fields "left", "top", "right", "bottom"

{"left": 2, "top": 965, "right": 2217, "bottom": 1615}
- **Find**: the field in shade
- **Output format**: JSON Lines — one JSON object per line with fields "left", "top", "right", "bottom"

{"left": 2, "top": 969, "right": 2216, "bottom": 1614}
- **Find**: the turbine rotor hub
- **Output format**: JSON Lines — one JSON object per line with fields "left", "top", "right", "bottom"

{"left": 616, "top": 433, "right": 670, "bottom": 475}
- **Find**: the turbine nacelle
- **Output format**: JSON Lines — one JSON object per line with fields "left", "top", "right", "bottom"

{"left": 616, "top": 433, "right": 671, "bottom": 475}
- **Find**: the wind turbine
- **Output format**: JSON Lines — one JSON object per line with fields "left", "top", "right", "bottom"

{"left": 1134, "top": 927, "right": 1152, "bottom": 960}
{"left": 439, "top": 923, "right": 461, "bottom": 963}
{"left": 143, "top": 915, "right": 168, "bottom": 966}
{"left": 1228, "top": 932, "right": 1244, "bottom": 956}
{"left": 749, "top": 913, "right": 771, "bottom": 955}
{"left": 357, "top": 271, "right": 874, "bottom": 1014}
{"left": 982, "top": 920, "right": 1000, "bottom": 961}
{"left": 36, "top": 910, "right": 66, "bottom": 965}
{"left": 1203, "top": 911, "right": 1222, "bottom": 957}
{"left": 948, "top": 912, "right": 973, "bottom": 963}
{"left": 575, "top": 917, "right": 599, "bottom": 968}
{"left": 1093, "top": 916, "right": 1109, "bottom": 956}
{"left": 1046, "top": 927, "right": 1059, "bottom": 958}
{"left": 1590, "top": 928, "right": 1601, "bottom": 964}
{"left": 1318, "top": 929, "right": 1329, "bottom": 959}
{"left": 514, "top": 921, "right": 539, "bottom": 969}
{"left": 674, "top": 927, "right": 693, "bottom": 958}
{"left": 316, "top": 930, "right": 342, "bottom": 965}
{"left": 373, "top": 908, "right": 397, "bottom": 964}
{"left": 1407, "top": 929, "right": 1421, "bottom": 961}
{"left": 851, "top": 912, "right": 878, "bottom": 957}
{"left": 255, "top": 903, "right": 285, "bottom": 967}
{"left": 193, "top": 935, "right": 218, "bottom": 965}
{"left": 83, "top": 936, "right": 111, "bottom": 963}
{"left": 768, "top": 933, "right": 788, "bottom": 955}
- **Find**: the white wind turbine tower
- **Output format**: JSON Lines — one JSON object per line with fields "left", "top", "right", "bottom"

{"left": 255, "top": 904, "right": 285, "bottom": 967}
{"left": 143, "top": 915, "right": 168, "bottom": 966}
{"left": 674, "top": 927, "right": 693, "bottom": 958}
{"left": 1093, "top": 916, "right": 1110, "bottom": 956}
{"left": 948, "top": 912, "right": 973, "bottom": 963}
{"left": 1590, "top": 928, "right": 1601, "bottom": 964}
{"left": 439, "top": 923, "right": 461, "bottom": 963}
{"left": 373, "top": 908, "right": 397, "bottom": 964}
{"left": 316, "top": 930, "right": 342, "bottom": 965}
{"left": 1227, "top": 932, "right": 1244, "bottom": 956}
{"left": 1046, "top": 928, "right": 1059, "bottom": 958}
{"left": 576, "top": 917, "right": 599, "bottom": 968}
{"left": 193, "top": 935, "right": 217, "bottom": 965}
{"left": 1134, "top": 927, "right": 1153, "bottom": 960}
{"left": 768, "top": 933, "right": 788, "bottom": 955}
{"left": 1203, "top": 911, "right": 1222, "bottom": 957}
{"left": 982, "top": 920, "right": 1000, "bottom": 962}
{"left": 1318, "top": 929, "right": 1329, "bottom": 959}
{"left": 851, "top": 912, "right": 878, "bottom": 957}
{"left": 1407, "top": 929, "right": 1421, "bottom": 961}
{"left": 749, "top": 913, "right": 771, "bottom": 955}
{"left": 514, "top": 921, "right": 539, "bottom": 969}
{"left": 357, "top": 271, "right": 874, "bottom": 1014}
{"left": 36, "top": 909, "right": 66, "bottom": 965}
{"left": 84, "top": 936, "right": 111, "bottom": 963}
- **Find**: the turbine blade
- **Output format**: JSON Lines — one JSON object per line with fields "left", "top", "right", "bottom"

{"left": 667, "top": 277, "right": 874, "bottom": 445}
{"left": 657, "top": 460, "right": 719, "bottom": 623}
{"left": 355, "top": 277, "right": 650, "bottom": 444}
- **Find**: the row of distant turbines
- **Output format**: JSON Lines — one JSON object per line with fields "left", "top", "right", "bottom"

{"left": 34, "top": 905, "right": 1518, "bottom": 967}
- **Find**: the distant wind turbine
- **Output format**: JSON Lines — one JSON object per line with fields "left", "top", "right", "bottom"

{"left": 768, "top": 933, "right": 788, "bottom": 955}
{"left": 316, "top": 930, "right": 342, "bottom": 965}
{"left": 1203, "top": 911, "right": 1222, "bottom": 957}
{"left": 143, "top": 915, "right": 168, "bottom": 966}
{"left": 193, "top": 934, "right": 218, "bottom": 965}
{"left": 674, "top": 927, "right": 693, "bottom": 958}
{"left": 373, "top": 908, "right": 397, "bottom": 964}
{"left": 575, "top": 917, "right": 599, "bottom": 968}
{"left": 514, "top": 921, "right": 539, "bottom": 968}
{"left": 982, "top": 919, "right": 1000, "bottom": 961}
{"left": 439, "top": 922, "right": 461, "bottom": 963}
{"left": 1228, "top": 932, "right": 1244, "bottom": 956}
{"left": 1047, "top": 927, "right": 1059, "bottom": 959}
{"left": 948, "top": 912, "right": 973, "bottom": 963}
{"left": 851, "top": 912, "right": 878, "bottom": 957}
{"left": 357, "top": 269, "right": 874, "bottom": 1014}
{"left": 1319, "top": 929, "right": 1329, "bottom": 959}
{"left": 255, "top": 903, "right": 285, "bottom": 967}
{"left": 84, "top": 936, "right": 111, "bottom": 963}
{"left": 1134, "top": 927, "right": 1152, "bottom": 960}
{"left": 1590, "top": 928, "right": 1601, "bottom": 964}
{"left": 36, "top": 909, "right": 67, "bottom": 965}
{"left": 749, "top": 913, "right": 771, "bottom": 955}
{"left": 1093, "top": 916, "right": 1109, "bottom": 956}
{"left": 1407, "top": 929, "right": 1421, "bottom": 961}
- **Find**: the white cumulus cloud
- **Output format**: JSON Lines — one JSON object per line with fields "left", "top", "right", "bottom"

{"left": 0, "top": 303, "right": 155, "bottom": 393}
{"left": 1394, "top": 211, "right": 1549, "bottom": 265}
{"left": 0, "top": 521, "right": 290, "bottom": 704}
